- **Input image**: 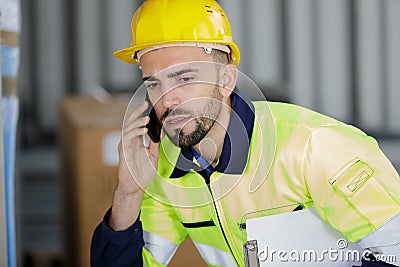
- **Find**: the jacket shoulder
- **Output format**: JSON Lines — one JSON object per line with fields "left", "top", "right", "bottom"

{"left": 253, "top": 101, "right": 346, "bottom": 131}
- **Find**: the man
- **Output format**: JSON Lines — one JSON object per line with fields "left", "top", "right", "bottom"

{"left": 91, "top": 0, "right": 400, "bottom": 266}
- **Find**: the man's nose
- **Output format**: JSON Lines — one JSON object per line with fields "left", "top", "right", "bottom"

{"left": 161, "top": 85, "right": 181, "bottom": 109}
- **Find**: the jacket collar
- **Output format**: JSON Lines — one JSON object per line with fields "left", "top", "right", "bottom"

{"left": 169, "top": 87, "right": 255, "bottom": 178}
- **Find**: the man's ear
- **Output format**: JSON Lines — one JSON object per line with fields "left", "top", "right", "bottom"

{"left": 221, "top": 64, "right": 238, "bottom": 98}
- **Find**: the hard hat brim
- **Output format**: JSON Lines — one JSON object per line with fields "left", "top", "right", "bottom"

{"left": 113, "top": 47, "right": 138, "bottom": 65}
{"left": 113, "top": 41, "right": 241, "bottom": 66}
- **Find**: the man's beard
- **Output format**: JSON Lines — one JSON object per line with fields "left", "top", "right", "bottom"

{"left": 162, "top": 87, "right": 222, "bottom": 148}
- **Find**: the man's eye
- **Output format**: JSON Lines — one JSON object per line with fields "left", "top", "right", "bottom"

{"left": 179, "top": 77, "right": 194, "bottom": 83}
{"left": 145, "top": 82, "right": 159, "bottom": 90}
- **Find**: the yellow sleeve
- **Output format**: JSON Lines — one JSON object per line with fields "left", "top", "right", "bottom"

{"left": 140, "top": 192, "right": 188, "bottom": 266}
{"left": 303, "top": 124, "right": 400, "bottom": 242}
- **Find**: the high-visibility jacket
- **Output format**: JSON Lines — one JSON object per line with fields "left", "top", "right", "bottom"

{"left": 91, "top": 89, "right": 400, "bottom": 267}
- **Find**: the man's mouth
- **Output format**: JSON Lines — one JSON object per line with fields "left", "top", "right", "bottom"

{"left": 164, "top": 115, "right": 192, "bottom": 129}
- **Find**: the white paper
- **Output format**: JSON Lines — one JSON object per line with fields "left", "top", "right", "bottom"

{"left": 246, "top": 207, "right": 363, "bottom": 266}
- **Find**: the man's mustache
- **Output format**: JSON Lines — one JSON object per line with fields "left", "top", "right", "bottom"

{"left": 160, "top": 108, "right": 194, "bottom": 123}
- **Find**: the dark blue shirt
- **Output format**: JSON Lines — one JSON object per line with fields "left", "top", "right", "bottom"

{"left": 91, "top": 208, "right": 144, "bottom": 267}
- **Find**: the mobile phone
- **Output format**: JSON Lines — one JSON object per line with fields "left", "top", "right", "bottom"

{"left": 144, "top": 93, "right": 162, "bottom": 144}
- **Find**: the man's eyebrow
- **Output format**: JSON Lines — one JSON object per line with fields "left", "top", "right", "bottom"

{"left": 167, "top": 68, "right": 198, "bottom": 78}
{"left": 142, "top": 76, "right": 158, "bottom": 82}
{"left": 142, "top": 68, "right": 198, "bottom": 82}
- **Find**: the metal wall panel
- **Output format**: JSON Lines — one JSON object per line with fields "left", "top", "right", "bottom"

{"left": 316, "top": 0, "right": 352, "bottom": 123}
{"left": 35, "top": 0, "right": 67, "bottom": 131}
{"left": 385, "top": 0, "right": 400, "bottom": 134}
{"left": 75, "top": 0, "right": 102, "bottom": 94}
{"left": 287, "top": 0, "right": 317, "bottom": 109}
{"left": 356, "top": 0, "right": 385, "bottom": 132}
{"left": 101, "top": 0, "right": 141, "bottom": 91}
{"left": 246, "top": 0, "right": 283, "bottom": 86}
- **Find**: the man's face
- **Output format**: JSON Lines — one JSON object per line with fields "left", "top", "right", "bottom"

{"left": 140, "top": 47, "right": 226, "bottom": 148}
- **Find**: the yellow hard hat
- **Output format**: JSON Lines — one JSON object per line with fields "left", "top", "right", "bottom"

{"left": 113, "top": 0, "right": 241, "bottom": 66}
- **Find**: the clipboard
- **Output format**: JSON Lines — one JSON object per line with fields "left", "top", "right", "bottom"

{"left": 243, "top": 206, "right": 363, "bottom": 266}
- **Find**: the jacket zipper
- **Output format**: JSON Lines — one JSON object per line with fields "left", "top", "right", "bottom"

{"left": 206, "top": 179, "right": 240, "bottom": 266}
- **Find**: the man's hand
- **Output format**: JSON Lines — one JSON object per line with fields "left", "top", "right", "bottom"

{"left": 110, "top": 101, "right": 161, "bottom": 231}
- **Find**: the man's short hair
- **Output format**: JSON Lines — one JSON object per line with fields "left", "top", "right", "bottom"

{"left": 212, "top": 49, "right": 229, "bottom": 65}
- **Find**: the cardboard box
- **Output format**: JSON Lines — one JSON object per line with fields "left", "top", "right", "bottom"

{"left": 59, "top": 95, "right": 128, "bottom": 267}
{"left": 59, "top": 95, "right": 207, "bottom": 267}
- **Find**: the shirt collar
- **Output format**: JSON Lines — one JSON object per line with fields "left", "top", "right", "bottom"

{"left": 169, "top": 87, "right": 255, "bottom": 178}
